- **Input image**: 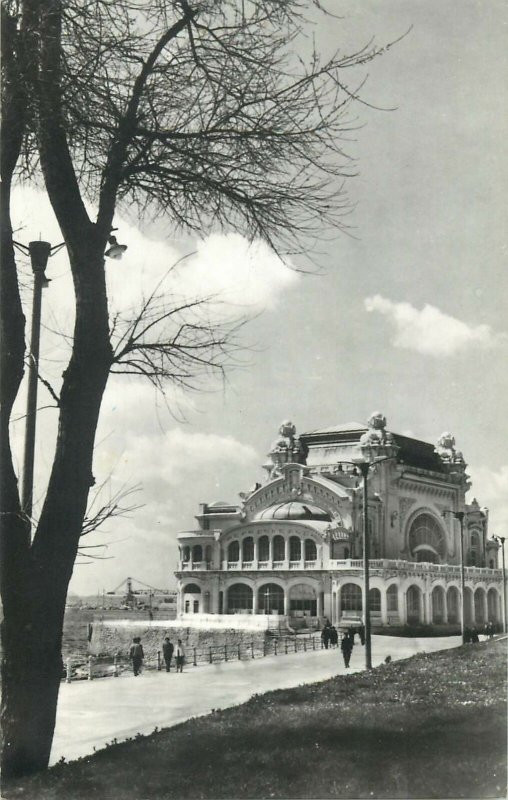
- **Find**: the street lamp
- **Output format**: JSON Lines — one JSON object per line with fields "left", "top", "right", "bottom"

{"left": 13, "top": 239, "right": 65, "bottom": 537}
{"left": 441, "top": 510, "right": 466, "bottom": 644}
{"left": 492, "top": 536, "right": 507, "bottom": 634}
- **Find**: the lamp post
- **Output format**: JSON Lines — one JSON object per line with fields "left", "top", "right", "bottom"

{"left": 442, "top": 510, "right": 466, "bottom": 644}
{"left": 357, "top": 460, "right": 372, "bottom": 669}
{"left": 13, "top": 240, "right": 65, "bottom": 536}
{"left": 493, "top": 536, "right": 507, "bottom": 634}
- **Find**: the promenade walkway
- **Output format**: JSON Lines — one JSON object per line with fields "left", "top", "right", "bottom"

{"left": 50, "top": 634, "right": 461, "bottom": 765}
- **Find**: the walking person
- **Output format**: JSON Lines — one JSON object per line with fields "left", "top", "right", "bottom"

{"left": 330, "top": 625, "right": 338, "bottom": 648}
{"left": 321, "top": 622, "right": 331, "bottom": 650}
{"left": 129, "top": 636, "right": 144, "bottom": 676}
{"left": 175, "top": 639, "right": 186, "bottom": 673}
{"left": 162, "top": 637, "right": 174, "bottom": 672}
{"left": 340, "top": 633, "right": 354, "bottom": 668}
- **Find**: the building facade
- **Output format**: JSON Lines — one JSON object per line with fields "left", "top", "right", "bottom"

{"left": 174, "top": 414, "right": 503, "bottom": 631}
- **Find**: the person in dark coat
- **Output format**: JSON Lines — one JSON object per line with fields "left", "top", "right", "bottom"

{"left": 357, "top": 624, "right": 365, "bottom": 646}
{"left": 129, "top": 637, "right": 144, "bottom": 676}
{"left": 162, "top": 637, "right": 174, "bottom": 672}
{"left": 330, "top": 626, "right": 338, "bottom": 648}
{"left": 471, "top": 628, "right": 479, "bottom": 643}
{"left": 347, "top": 626, "right": 356, "bottom": 644}
{"left": 321, "top": 623, "right": 332, "bottom": 650}
{"left": 340, "top": 633, "right": 354, "bottom": 668}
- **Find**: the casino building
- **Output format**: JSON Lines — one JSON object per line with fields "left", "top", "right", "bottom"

{"left": 174, "top": 414, "right": 503, "bottom": 631}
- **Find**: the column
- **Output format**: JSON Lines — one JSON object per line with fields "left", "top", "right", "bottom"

{"left": 284, "top": 537, "right": 289, "bottom": 567}
{"left": 317, "top": 591, "right": 324, "bottom": 619}
{"left": 268, "top": 536, "right": 274, "bottom": 565}
{"left": 211, "top": 580, "right": 220, "bottom": 614}
{"left": 442, "top": 589, "right": 449, "bottom": 623}
{"left": 253, "top": 538, "right": 259, "bottom": 569}
{"left": 252, "top": 586, "right": 259, "bottom": 615}
{"left": 399, "top": 586, "right": 407, "bottom": 625}
{"left": 336, "top": 585, "right": 342, "bottom": 625}
{"left": 283, "top": 588, "right": 290, "bottom": 616}
{"left": 331, "top": 591, "right": 337, "bottom": 624}
{"left": 380, "top": 586, "right": 388, "bottom": 625}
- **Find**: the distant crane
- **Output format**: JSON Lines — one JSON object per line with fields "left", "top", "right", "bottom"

{"left": 107, "top": 577, "right": 176, "bottom": 608}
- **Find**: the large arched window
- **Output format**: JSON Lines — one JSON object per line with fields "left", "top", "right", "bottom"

{"left": 273, "top": 535, "right": 285, "bottom": 561}
{"left": 258, "top": 535, "right": 269, "bottom": 561}
{"left": 304, "top": 539, "right": 317, "bottom": 561}
{"left": 227, "top": 583, "right": 252, "bottom": 613}
{"left": 487, "top": 588, "right": 499, "bottom": 623}
{"left": 432, "top": 586, "right": 445, "bottom": 623}
{"left": 289, "top": 584, "right": 317, "bottom": 616}
{"left": 474, "top": 588, "right": 485, "bottom": 624}
{"left": 369, "top": 588, "right": 381, "bottom": 613}
{"left": 183, "top": 583, "right": 201, "bottom": 594}
{"left": 406, "top": 585, "right": 421, "bottom": 623}
{"left": 182, "top": 546, "right": 190, "bottom": 562}
{"left": 242, "top": 536, "right": 254, "bottom": 562}
{"left": 289, "top": 536, "right": 302, "bottom": 561}
{"left": 227, "top": 541, "right": 240, "bottom": 562}
{"left": 408, "top": 514, "right": 446, "bottom": 563}
{"left": 192, "top": 545, "right": 203, "bottom": 562}
{"left": 464, "top": 587, "right": 473, "bottom": 625}
{"left": 341, "top": 583, "right": 362, "bottom": 612}
{"left": 387, "top": 584, "right": 398, "bottom": 613}
{"left": 258, "top": 583, "right": 284, "bottom": 614}
{"left": 447, "top": 586, "right": 460, "bottom": 624}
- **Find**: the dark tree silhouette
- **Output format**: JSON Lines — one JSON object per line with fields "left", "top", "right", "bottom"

{"left": 1, "top": 0, "right": 392, "bottom": 778}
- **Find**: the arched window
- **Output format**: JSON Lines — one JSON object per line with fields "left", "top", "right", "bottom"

{"left": 227, "top": 541, "right": 240, "bottom": 562}
{"left": 183, "top": 583, "right": 201, "bottom": 594}
{"left": 468, "top": 531, "right": 481, "bottom": 566}
{"left": 464, "top": 587, "right": 473, "bottom": 624}
{"left": 489, "top": 558, "right": 495, "bottom": 569}
{"left": 258, "top": 583, "right": 284, "bottom": 614}
{"left": 227, "top": 583, "right": 252, "bottom": 613}
{"left": 182, "top": 546, "right": 190, "bottom": 562}
{"left": 406, "top": 585, "right": 421, "bottom": 623}
{"left": 193, "top": 545, "right": 203, "bottom": 562}
{"left": 408, "top": 514, "right": 446, "bottom": 563}
{"left": 289, "top": 584, "right": 317, "bottom": 616}
{"left": 487, "top": 588, "right": 499, "bottom": 623}
{"left": 447, "top": 586, "right": 460, "bottom": 624}
{"left": 304, "top": 539, "right": 317, "bottom": 561}
{"left": 273, "top": 535, "right": 285, "bottom": 561}
{"left": 289, "top": 536, "right": 302, "bottom": 561}
{"left": 242, "top": 536, "right": 254, "bottom": 562}
{"left": 369, "top": 588, "right": 381, "bottom": 613}
{"left": 474, "top": 588, "right": 485, "bottom": 624}
{"left": 387, "top": 584, "right": 398, "bottom": 612}
{"left": 341, "top": 583, "right": 362, "bottom": 612}
{"left": 258, "top": 535, "right": 269, "bottom": 561}
{"left": 432, "top": 586, "right": 445, "bottom": 623}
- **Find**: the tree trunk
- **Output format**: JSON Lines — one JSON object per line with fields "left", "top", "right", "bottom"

{"left": 1, "top": 239, "right": 113, "bottom": 778}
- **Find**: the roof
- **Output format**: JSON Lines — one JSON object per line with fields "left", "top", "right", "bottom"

{"left": 303, "top": 422, "right": 366, "bottom": 435}
{"left": 254, "top": 501, "right": 332, "bottom": 522}
{"left": 301, "top": 423, "right": 449, "bottom": 474}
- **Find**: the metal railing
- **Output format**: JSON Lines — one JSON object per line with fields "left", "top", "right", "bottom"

{"left": 62, "top": 633, "right": 335, "bottom": 683}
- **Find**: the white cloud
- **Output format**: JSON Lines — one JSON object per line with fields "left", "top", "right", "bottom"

{"left": 364, "top": 295, "right": 507, "bottom": 357}
{"left": 467, "top": 464, "right": 508, "bottom": 534}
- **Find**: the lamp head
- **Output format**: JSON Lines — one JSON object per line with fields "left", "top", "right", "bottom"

{"left": 105, "top": 235, "right": 127, "bottom": 260}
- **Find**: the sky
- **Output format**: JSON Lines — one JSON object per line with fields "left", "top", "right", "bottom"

{"left": 10, "top": 0, "right": 508, "bottom": 597}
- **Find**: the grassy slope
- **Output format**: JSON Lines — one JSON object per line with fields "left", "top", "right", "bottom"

{"left": 4, "top": 639, "right": 506, "bottom": 800}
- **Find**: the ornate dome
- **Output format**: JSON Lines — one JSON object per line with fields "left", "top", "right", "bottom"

{"left": 254, "top": 502, "right": 331, "bottom": 522}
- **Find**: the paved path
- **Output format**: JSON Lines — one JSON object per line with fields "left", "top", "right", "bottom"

{"left": 50, "top": 635, "right": 461, "bottom": 765}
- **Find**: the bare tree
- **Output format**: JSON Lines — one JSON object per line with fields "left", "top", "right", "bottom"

{"left": 1, "top": 0, "right": 392, "bottom": 778}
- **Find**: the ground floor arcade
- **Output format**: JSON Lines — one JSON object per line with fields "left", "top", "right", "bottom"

{"left": 176, "top": 564, "right": 503, "bottom": 630}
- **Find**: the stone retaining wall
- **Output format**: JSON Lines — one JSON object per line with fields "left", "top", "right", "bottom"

{"left": 89, "top": 620, "right": 269, "bottom": 662}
